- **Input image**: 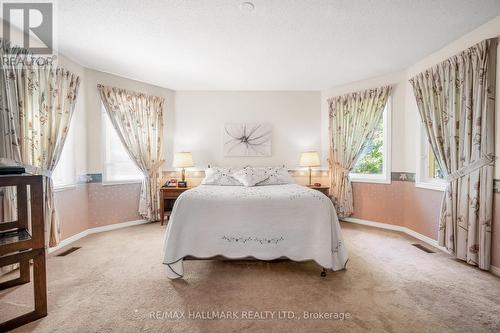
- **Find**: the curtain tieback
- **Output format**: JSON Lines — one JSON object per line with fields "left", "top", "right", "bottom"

{"left": 145, "top": 170, "right": 158, "bottom": 178}
{"left": 330, "top": 161, "right": 350, "bottom": 175}
{"left": 0, "top": 158, "right": 53, "bottom": 178}
{"left": 444, "top": 154, "right": 495, "bottom": 183}
{"left": 143, "top": 160, "right": 165, "bottom": 178}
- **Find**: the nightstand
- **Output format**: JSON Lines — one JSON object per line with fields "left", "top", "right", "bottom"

{"left": 159, "top": 186, "right": 192, "bottom": 225}
{"left": 306, "top": 185, "right": 330, "bottom": 196}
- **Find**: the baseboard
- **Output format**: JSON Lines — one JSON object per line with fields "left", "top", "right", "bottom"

{"left": 341, "top": 217, "right": 445, "bottom": 252}
{"left": 48, "top": 217, "right": 500, "bottom": 277}
{"left": 86, "top": 219, "right": 149, "bottom": 235}
{"left": 49, "top": 229, "right": 91, "bottom": 254}
{"left": 343, "top": 217, "right": 500, "bottom": 277}
{"left": 491, "top": 265, "right": 500, "bottom": 277}
{"left": 48, "top": 219, "right": 148, "bottom": 254}
{"left": 402, "top": 226, "right": 441, "bottom": 249}
{"left": 342, "top": 217, "right": 406, "bottom": 233}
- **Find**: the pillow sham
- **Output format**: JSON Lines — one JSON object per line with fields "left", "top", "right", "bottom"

{"left": 255, "top": 166, "right": 294, "bottom": 185}
{"left": 201, "top": 167, "right": 242, "bottom": 186}
{"left": 232, "top": 167, "right": 269, "bottom": 187}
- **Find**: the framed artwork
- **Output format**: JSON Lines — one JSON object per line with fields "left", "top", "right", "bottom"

{"left": 223, "top": 123, "right": 272, "bottom": 157}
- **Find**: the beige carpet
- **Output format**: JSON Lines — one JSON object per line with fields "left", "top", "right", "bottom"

{"left": 1, "top": 222, "right": 499, "bottom": 333}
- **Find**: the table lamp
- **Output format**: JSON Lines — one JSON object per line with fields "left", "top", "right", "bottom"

{"left": 173, "top": 152, "right": 194, "bottom": 186}
{"left": 300, "top": 151, "right": 320, "bottom": 186}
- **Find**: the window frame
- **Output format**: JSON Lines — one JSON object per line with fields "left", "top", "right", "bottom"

{"left": 101, "top": 106, "right": 144, "bottom": 186}
{"left": 415, "top": 122, "right": 446, "bottom": 191}
{"left": 349, "top": 98, "right": 392, "bottom": 184}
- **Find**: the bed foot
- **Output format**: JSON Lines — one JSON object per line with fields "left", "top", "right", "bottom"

{"left": 320, "top": 268, "right": 327, "bottom": 277}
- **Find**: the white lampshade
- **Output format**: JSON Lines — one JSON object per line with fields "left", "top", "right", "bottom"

{"left": 300, "top": 151, "right": 320, "bottom": 167}
{"left": 173, "top": 152, "right": 194, "bottom": 168}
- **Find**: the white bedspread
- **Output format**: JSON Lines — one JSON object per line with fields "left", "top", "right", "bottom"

{"left": 162, "top": 184, "right": 348, "bottom": 279}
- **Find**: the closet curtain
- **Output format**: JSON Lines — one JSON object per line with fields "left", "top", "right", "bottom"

{"left": 98, "top": 85, "right": 165, "bottom": 221}
{"left": 409, "top": 39, "right": 496, "bottom": 270}
{"left": 0, "top": 38, "right": 81, "bottom": 247}
{"left": 328, "top": 86, "right": 392, "bottom": 217}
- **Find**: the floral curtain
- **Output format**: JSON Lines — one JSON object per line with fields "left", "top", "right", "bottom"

{"left": 328, "top": 86, "right": 392, "bottom": 217}
{"left": 0, "top": 41, "right": 31, "bottom": 224}
{"left": 98, "top": 85, "right": 165, "bottom": 221}
{"left": 0, "top": 39, "right": 81, "bottom": 247}
{"left": 409, "top": 39, "right": 496, "bottom": 270}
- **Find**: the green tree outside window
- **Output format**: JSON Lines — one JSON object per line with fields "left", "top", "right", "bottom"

{"left": 352, "top": 117, "right": 384, "bottom": 174}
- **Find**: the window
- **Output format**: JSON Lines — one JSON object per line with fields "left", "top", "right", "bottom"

{"left": 416, "top": 125, "right": 446, "bottom": 191}
{"left": 102, "top": 106, "right": 143, "bottom": 184}
{"left": 52, "top": 122, "right": 76, "bottom": 189}
{"left": 349, "top": 101, "right": 391, "bottom": 184}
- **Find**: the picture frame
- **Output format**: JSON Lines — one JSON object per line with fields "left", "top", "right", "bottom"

{"left": 223, "top": 123, "right": 272, "bottom": 157}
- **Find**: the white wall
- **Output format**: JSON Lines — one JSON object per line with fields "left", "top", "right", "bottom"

{"left": 321, "top": 15, "right": 500, "bottom": 176}
{"left": 173, "top": 91, "right": 321, "bottom": 169}
{"left": 83, "top": 69, "right": 175, "bottom": 173}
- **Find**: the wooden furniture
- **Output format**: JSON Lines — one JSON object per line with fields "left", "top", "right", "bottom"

{"left": 159, "top": 186, "right": 192, "bottom": 225}
{"left": 307, "top": 185, "right": 330, "bottom": 196}
{"left": 0, "top": 174, "right": 47, "bottom": 332}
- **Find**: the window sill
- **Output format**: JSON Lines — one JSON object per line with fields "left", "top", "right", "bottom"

{"left": 349, "top": 173, "right": 391, "bottom": 185}
{"left": 54, "top": 184, "right": 77, "bottom": 192}
{"left": 101, "top": 179, "right": 143, "bottom": 186}
{"left": 415, "top": 181, "right": 446, "bottom": 192}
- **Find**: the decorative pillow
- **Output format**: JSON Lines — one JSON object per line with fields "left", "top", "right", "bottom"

{"left": 232, "top": 167, "right": 269, "bottom": 187}
{"left": 201, "top": 167, "right": 242, "bottom": 186}
{"left": 255, "top": 167, "right": 294, "bottom": 185}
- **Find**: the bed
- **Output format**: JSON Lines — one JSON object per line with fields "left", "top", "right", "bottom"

{"left": 162, "top": 183, "right": 348, "bottom": 279}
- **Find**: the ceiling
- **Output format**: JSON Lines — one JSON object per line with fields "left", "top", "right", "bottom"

{"left": 56, "top": 0, "right": 500, "bottom": 90}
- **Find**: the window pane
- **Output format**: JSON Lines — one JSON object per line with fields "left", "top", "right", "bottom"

{"left": 53, "top": 123, "right": 76, "bottom": 187}
{"left": 351, "top": 116, "right": 384, "bottom": 175}
{"left": 427, "top": 147, "right": 443, "bottom": 179}
{"left": 103, "top": 109, "right": 143, "bottom": 182}
{"left": 417, "top": 125, "right": 446, "bottom": 190}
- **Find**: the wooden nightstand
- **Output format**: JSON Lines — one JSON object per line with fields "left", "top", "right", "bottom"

{"left": 159, "top": 186, "right": 192, "bottom": 225}
{"left": 306, "top": 185, "right": 330, "bottom": 196}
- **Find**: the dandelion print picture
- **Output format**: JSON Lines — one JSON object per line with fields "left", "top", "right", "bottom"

{"left": 223, "top": 123, "right": 272, "bottom": 157}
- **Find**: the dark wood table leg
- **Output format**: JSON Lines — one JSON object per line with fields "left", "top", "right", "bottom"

{"left": 0, "top": 251, "right": 47, "bottom": 332}
{"left": 19, "top": 260, "right": 30, "bottom": 284}
{"left": 33, "top": 250, "right": 47, "bottom": 318}
{"left": 160, "top": 190, "right": 165, "bottom": 226}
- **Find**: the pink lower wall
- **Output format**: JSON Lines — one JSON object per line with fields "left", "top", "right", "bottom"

{"left": 3, "top": 183, "right": 139, "bottom": 238}
{"left": 87, "top": 183, "right": 142, "bottom": 228}
{"left": 56, "top": 184, "right": 89, "bottom": 239}
{"left": 351, "top": 182, "right": 404, "bottom": 226}
{"left": 352, "top": 180, "right": 500, "bottom": 268}
{"left": 54, "top": 172, "right": 325, "bottom": 241}
{"left": 402, "top": 183, "right": 442, "bottom": 239}
{"left": 54, "top": 178, "right": 499, "bottom": 269}
{"left": 55, "top": 182, "right": 142, "bottom": 239}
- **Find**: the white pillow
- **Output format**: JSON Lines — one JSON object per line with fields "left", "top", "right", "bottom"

{"left": 232, "top": 167, "right": 269, "bottom": 187}
{"left": 201, "top": 167, "right": 242, "bottom": 186}
{"left": 256, "top": 166, "right": 294, "bottom": 185}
